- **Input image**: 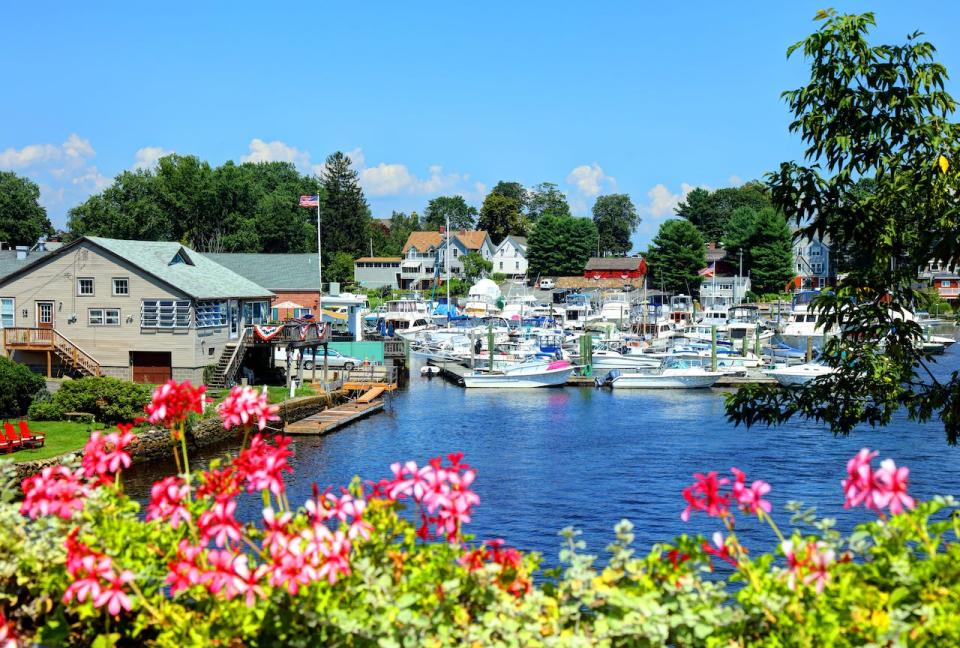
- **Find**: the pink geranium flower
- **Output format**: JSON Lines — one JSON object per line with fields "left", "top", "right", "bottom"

{"left": 680, "top": 472, "right": 731, "bottom": 521}
{"left": 145, "top": 379, "right": 208, "bottom": 428}
{"left": 841, "top": 448, "right": 916, "bottom": 516}
{"left": 20, "top": 466, "right": 89, "bottom": 520}
{"left": 731, "top": 468, "right": 772, "bottom": 515}
{"left": 94, "top": 570, "right": 134, "bottom": 617}
{"left": 803, "top": 543, "right": 835, "bottom": 594}
{"left": 146, "top": 476, "right": 191, "bottom": 528}
{"left": 872, "top": 459, "right": 916, "bottom": 514}
{"left": 198, "top": 497, "right": 242, "bottom": 547}
{"left": 233, "top": 433, "right": 293, "bottom": 496}
{"left": 82, "top": 425, "right": 136, "bottom": 484}
{"left": 217, "top": 386, "right": 279, "bottom": 432}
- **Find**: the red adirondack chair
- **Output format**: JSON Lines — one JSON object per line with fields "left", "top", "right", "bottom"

{"left": 18, "top": 420, "right": 43, "bottom": 448}
{"left": 0, "top": 428, "right": 11, "bottom": 454}
{"left": 1, "top": 423, "right": 22, "bottom": 451}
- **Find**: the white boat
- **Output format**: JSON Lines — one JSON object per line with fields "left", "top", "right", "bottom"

{"left": 605, "top": 357, "right": 723, "bottom": 389}
{"left": 461, "top": 359, "right": 574, "bottom": 388}
{"left": 590, "top": 347, "right": 661, "bottom": 370}
{"left": 383, "top": 298, "right": 433, "bottom": 338}
{"left": 763, "top": 362, "right": 837, "bottom": 386}
{"left": 778, "top": 291, "right": 838, "bottom": 350}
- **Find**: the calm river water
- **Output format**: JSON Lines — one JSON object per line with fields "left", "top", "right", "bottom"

{"left": 126, "top": 339, "right": 960, "bottom": 564}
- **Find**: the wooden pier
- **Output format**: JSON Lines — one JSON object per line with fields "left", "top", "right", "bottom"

{"left": 284, "top": 399, "right": 385, "bottom": 435}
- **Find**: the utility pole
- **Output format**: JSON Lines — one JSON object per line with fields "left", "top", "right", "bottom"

{"left": 737, "top": 249, "right": 743, "bottom": 305}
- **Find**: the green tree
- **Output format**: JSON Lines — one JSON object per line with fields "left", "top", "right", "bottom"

{"left": 721, "top": 206, "right": 759, "bottom": 266}
{"left": 477, "top": 192, "right": 524, "bottom": 244}
{"left": 676, "top": 182, "right": 771, "bottom": 243}
{"left": 592, "top": 194, "right": 639, "bottom": 256}
{"left": 423, "top": 195, "right": 477, "bottom": 231}
{"left": 527, "top": 214, "right": 598, "bottom": 277}
{"left": 527, "top": 182, "right": 570, "bottom": 221}
{"left": 326, "top": 251, "right": 356, "bottom": 285}
{"left": 726, "top": 11, "right": 960, "bottom": 444}
{"left": 68, "top": 169, "right": 172, "bottom": 241}
{"left": 380, "top": 211, "right": 420, "bottom": 257}
{"left": 747, "top": 208, "right": 794, "bottom": 294}
{"left": 645, "top": 220, "right": 706, "bottom": 294}
{"left": 320, "top": 151, "right": 372, "bottom": 263}
{"left": 460, "top": 252, "right": 493, "bottom": 281}
{"left": 0, "top": 172, "right": 54, "bottom": 247}
{"left": 490, "top": 181, "right": 527, "bottom": 212}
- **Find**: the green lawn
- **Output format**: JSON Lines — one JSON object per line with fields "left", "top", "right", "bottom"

{"left": 3, "top": 421, "right": 101, "bottom": 463}
{"left": 266, "top": 383, "right": 316, "bottom": 404}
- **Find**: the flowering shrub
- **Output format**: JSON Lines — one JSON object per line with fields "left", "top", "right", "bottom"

{"left": 1, "top": 380, "right": 959, "bottom": 646}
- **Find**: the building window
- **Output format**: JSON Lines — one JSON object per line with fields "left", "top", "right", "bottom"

{"left": 141, "top": 300, "right": 191, "bottom": 328}
{"left": 112, "top": 278, "right": 129, "bottom": 296}
{"left": 810, "top": 249, "right": 821, "bottom": 257}
{"left": 812, "top": 263, "right": 823, "bottom": 274}
{"left": 797, "top": 263, "right": 803, "bottom": 272}
{"left": 293, "top": 308, "right": 312, "bottom": 318}
{"left": 89, "top": 308, "right": 120, "bottom": 326}
{"left": 452, "top": 248, "right": 459, "bottom": 258}
{"left": 242, "top": 301, "right": 270, "bottom": 325}
{"left": 271, "top": 307, "right": 279, "bottom": 321}
{"left": 77, "top": 278, "right": 94, "bottom": 296}
{"left": 943, "top": 280, "right": 952, "bottom": 288}
{"left": 516, "top": 261, "right": 520, "bottom": 270}
{"left": 0, "top": 298, "right": 13, "bottom": 328}
{"left": 195, "top": 300, "right": 228, "bottom": 328}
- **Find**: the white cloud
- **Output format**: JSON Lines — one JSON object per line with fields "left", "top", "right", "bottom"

{"left": 0, "top": 134, "right": 95, "bottom": 169}
{"left": 728, "top": 174, "right": 742, "bottom": 185}
{"left": 133, "top": 146, "right": 174, "bottom": 170}
{"left": 241, "top": 138, "right": 311, "bottom": 168}
{"left": 643, "top": 182, "right": 697, "bottom": 218}
{"left": 360, "top": 162, "right": 463, "bottom": 196}
{"left": 566, "top": 163, "right": 616, "bottom": 197}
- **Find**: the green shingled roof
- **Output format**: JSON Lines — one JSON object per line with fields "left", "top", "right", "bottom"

{"left": 0, "top": 249, "right": 49, "bottom": 280}
{"left": 86, "top": 237, "right": 273, "bottom": 300}
{"left": 203, "top": 253, "right": 320, "bottom": 291}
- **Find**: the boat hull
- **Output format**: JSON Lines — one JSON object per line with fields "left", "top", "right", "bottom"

{"left": 462, "top": 366, "right": 573, "bottom": 388}
{"left": 610, "top": 372, "right": 721, "bottom": 389}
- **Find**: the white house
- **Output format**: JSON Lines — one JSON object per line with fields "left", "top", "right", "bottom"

{"left": 353, "top": 257, "right": 402, "bottom": 289}
{"left": 493, "top": 236, "right": 527, "bottom": 277}
{"left": 793, "top": 237, "right": 833, "bottom": 288}
{"left": 699, "top": 275, "right": 751, "bottom": 308}
{"left": 400, "top": 231, "right": 494, "bottom": 289}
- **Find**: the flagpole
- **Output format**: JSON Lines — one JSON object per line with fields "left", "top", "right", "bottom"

{"left": 445, "top": 214, "right": 451, "bottom": 325}
{"left": 316, "top": 190, "right": 322, "bottom": 313}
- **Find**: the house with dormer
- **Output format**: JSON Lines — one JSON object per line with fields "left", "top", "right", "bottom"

{"left": 0, "top": 236, "right": 273, "bottom": 383}
{"left": 400, "top": 230, "right": 494, "bottom": 289}
{"left": 494, "top": 236, "right": 528, "bottom": 277}
{"left": 793, "top": 237, "right": 834, "bottom": 288}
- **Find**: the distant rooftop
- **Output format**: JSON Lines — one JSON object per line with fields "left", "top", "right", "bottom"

{"left": 204, "top": 253, "right": 320, "bottom": 291}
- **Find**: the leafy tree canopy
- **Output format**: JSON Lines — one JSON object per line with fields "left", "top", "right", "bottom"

{"left": 0, "top": 171, "right": 54, "bottom": 247}
{"left": 592, "top": 194, "right": 639, "bottom": 256}
{"left": 477, "top": 193, "right": 525, "bottom": 245}
{"left": 726, "top": 10, "right": 960, "bottom": 444}
{"left": 721, "top": 206, "right": 794, "bottom": 293}
{"left": 675, "top": 182, "right": 771, "bottom": 243}
{"left": 527, "top": 182, "right": 570, "bottom": 221}
{"left": 645, "top": 219, "right": 706, "bottom": 294}
{"left": 461, "top": 252, "right": 493, "bottom": 281}
{"left": 490, "top": 181, "right": 527, "bottom": 212}
{"left": 527, "top": 214, "right": 597, "bottom": 277}
{"left": 320, "top": 152, "right": 372, "bottom": 264}
{"left": 423, "top": 195, "right": 477, "bottom": 231}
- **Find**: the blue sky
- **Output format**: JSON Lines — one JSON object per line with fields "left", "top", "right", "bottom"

{"left": 3, "top": 2, "right": 959, "bottom": 251}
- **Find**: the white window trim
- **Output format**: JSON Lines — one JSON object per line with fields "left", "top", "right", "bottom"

{"left": 0, "top": 298, "right": 14, "bottom": 329}
{"left": 89, "top": 308, "right": 120, "bottom": 327}
{"left": 141, "top": 299, "right": 191, "bottom": 329}
{"left": 77, "top": 277, "right": 95, "bottom": 296}
{"left": 112, "top": 277, "right": 130, "bottom": 297}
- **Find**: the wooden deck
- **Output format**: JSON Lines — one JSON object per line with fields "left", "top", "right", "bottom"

{"left": 284, "top": 399, "right": 385, "bottom": 435}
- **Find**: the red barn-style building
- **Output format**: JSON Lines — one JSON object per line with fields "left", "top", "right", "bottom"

{"left": 583, "top": 257, "right": 647, "bottom": 280}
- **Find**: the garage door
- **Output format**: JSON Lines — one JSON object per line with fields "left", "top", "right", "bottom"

{"left": 131, "top": 351, "right": 172, "bottom": 384}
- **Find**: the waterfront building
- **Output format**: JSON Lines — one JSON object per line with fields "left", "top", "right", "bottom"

{"left": 400, "top": 230, "right": 494, "bottom": 289}
{"left": 699, "top": 275, "right": 752, "bottom": 308}
{"left": 205, "top": 253, "right": 320, "bottom": 320}
{"left": 930, "top": 272, "right": 960, "bottom": 302}
{"left": 353, "top": 257, "right": 402, "bottom": 289}
{"left": 493, "top": 235, "right": 528, "bottom": 277}
{"left": 0, "top": 237, "right": 272, "bottom": 383}
{"left": 793, "top": 237, "right": 834, "bottom": 288}
{"left": 583, "top": 257, "right": 647, "bottom": 280}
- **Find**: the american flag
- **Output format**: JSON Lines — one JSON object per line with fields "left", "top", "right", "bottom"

{"left": 698, "top": 262, "right": 715, "bottom": 278}
{"left": 299, "top": 195, "right": 320, "bottom": 207}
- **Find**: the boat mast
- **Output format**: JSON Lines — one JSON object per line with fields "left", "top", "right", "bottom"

{"left": 445, "top": 214, "right": 451, "bottom": 327}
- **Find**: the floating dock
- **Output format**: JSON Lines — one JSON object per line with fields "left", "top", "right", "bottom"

{"left": 426, "top": 359, "right": 774, "bottom": 388}
{"left": 284, "top": 399, "right": 385, "bottom": 435}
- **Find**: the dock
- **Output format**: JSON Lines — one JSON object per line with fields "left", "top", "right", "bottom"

{"left": 284, "top": 399, "right": 385, "bottom": 435}
{"left": 427, "top": 359, "right": 775, "bottom": 388}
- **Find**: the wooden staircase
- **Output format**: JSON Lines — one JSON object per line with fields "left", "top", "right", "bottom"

{"left": 3, "top": 328, "right": 101, "bottom": 377}
{"left": 208, "top": 342, "right": 243, "bottom": 389}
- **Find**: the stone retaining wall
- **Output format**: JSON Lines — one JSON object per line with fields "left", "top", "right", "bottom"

{"left": 13, "top": 392, "right": 345, "bottom": 481}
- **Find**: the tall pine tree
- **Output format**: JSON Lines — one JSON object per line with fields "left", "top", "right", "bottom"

{"left": 645, "top": 219, "right": 706, "bottom": 294}
{"left": 320, "top": 151, "right": 372, "bottom": 264}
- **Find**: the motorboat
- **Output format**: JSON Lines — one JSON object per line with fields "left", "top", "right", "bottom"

{"left": 763, "top": 362, "right": 837, "bottom": 386}
{"left": 589, "top": 347, "right": 661, "bottom": 370}
{"left": 383, "top": 298, "right": 433, "bottom": 338}
{"left": 602, "top": 356, "right": 723, "bottom": 389}
{"left": 778, "top": 291, "right": 838, "bottom": 350}
{"left": 461, "top": 359, "right": 574, "bottom": 388}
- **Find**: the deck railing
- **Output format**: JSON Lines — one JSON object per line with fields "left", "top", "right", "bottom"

{"left": 3, "top": 328, "right": 101, "bottom": 376}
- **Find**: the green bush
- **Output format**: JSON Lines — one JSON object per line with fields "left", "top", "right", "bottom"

{"left": 0, "top": 356, "right": 46, "bottom": 417}
{"left": 26, "top": 396, "right": 66, "bottom": 421}
{"left": 202, "top": 364, "right": 217, "bottom": 386}
{"left": 491, "top": 272, "right": 507, "bottom": 284}
{"left": 37, "top": 377, "right": 152, "bottom": 424}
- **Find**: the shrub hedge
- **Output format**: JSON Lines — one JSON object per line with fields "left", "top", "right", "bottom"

{"left": 27, "top": 377, "right": 151, "bottom": 423}
{"left": 0, "top": 356, "right": 46, "bottom": 417}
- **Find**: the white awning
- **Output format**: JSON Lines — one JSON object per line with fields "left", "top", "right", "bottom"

{"left": 401, "top": 261, "right": 422, "bottom": 268}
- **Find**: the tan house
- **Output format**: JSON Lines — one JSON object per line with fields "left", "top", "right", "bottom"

{"left": 0, "top": 237, "right": 273, "bottom": 383}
